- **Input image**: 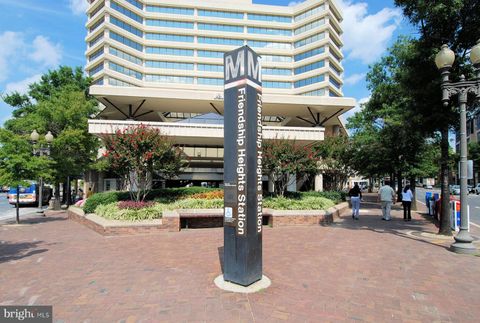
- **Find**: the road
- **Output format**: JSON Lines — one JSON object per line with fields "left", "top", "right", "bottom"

{"left": 415, "top": 187, "right": 480, "bottom": 227}
{"left": 0, "top": 193, "right": 39, "bottom": 222}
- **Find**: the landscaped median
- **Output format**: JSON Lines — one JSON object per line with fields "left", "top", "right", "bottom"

{"left": 68, "top": 188, "right": 349, "bottom": 236}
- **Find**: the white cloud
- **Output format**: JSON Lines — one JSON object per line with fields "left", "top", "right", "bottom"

{"left": 69, "top": 0, "right": 88, "bottom": 15}
{"left": 0, "top": 32, "right": 26, "bottom": 82}
{"left": 344, "top": 73, "right": 366, "bottom": 86}
{"left": 5, "top": 74, "right": 42, "bottom": 94}
{"left": 29, "top": 36, "right": 62, "bottom": 68}
{"left": 340, "top": 1, "right": 402, "bottom": 64}
{"left": 288, "top": 1, "right": 303, "bottom": 6}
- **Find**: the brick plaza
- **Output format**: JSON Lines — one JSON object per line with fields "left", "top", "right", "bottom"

{"left": 1, "top": 197, "right": 479, "bottom": 322}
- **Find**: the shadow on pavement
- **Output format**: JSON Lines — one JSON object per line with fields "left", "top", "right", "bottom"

{"left": 0, "top": 241, "right": 48, "bottom": 264}
{"left": 337, "top": 193, "right": 451, "bottom": 251}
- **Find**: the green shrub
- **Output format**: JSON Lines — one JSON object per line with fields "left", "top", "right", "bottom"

{"left": 299, "top": 191, "right": 346, "bottom": 203}
{"left": 172, "top": 198, "right": 223, "bottom": 209}
{"left": 263, "top": 196, "right": 335, "bottom": 210}
{"left": 83, "top": 191, "right": 129, "bottom": 214}
{"left": 95, "top": 202, "right": 165, "bottom": 221}
{"left": 83, "top": 187, "right": 217, "bottom": 213}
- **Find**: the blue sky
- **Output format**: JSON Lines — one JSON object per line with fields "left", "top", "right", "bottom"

{"left": 0, "top": 0, "right": 415, "bottom": 125}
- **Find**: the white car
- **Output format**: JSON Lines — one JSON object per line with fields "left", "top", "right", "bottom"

{"left": 450, "top": 185, "right": 461, "bottom": 195}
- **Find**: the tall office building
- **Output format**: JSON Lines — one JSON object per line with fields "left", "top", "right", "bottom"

{"left": 84, "top": 0, "right": 355, "bottom": 191}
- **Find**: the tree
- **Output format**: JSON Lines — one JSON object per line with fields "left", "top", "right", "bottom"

{"left": 393, "top": 0, "right": 480, "bottom": 234}
{"left": 0, "top": 129, "right": 53, "bottom": 222}
{"left": 1, "top": 66, "right": 99, "bottom": 203}
{"left": 312, "top": 136, "right": 356, "bottom": 191}
{"left": 262, "top": 138, "right": 319, "bottom": 196}
{"left": 102, "top": 125, "right": 185, "bottom": 202}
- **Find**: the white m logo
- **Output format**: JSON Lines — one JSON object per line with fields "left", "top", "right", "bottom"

{"left": 225, "top": 51, "right": 245, "bottom": 82}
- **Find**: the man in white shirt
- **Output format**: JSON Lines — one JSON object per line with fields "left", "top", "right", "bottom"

{"left": 378, "top": 181, "right": 396, "bottom": 221}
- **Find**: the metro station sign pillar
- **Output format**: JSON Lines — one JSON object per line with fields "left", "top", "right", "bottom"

{"left": 223, "top": 46, "right": 263, "bottom": 286}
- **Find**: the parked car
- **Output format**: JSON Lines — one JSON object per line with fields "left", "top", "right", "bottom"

{"left": 475, "top": 184, "right": 480, "bottom": 195}
{"left": 423, "top": 184, "right": 433, "bottom": 189}
{"left": 467, "top": 185, "right": 475, "bottom": 194}
{"left": 450, "top": 185, "right": 461, "bottom": 195}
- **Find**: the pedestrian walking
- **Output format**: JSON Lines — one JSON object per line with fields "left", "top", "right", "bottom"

{"left": 378, "top": 181, "right": 396, "bottom": 221}
{"left": 349, "top": 183, "right": 362, "bottom": 220}
{"left": 402, "top": 185, "right": 414, "bottom": 221}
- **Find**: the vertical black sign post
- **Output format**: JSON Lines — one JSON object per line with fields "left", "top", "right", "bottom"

{"left": 223, "top": 46, "right": 263, "bottom": 286}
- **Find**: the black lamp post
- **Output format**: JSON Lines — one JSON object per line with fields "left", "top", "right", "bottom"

{"left": 435, "top": 40, "right": 480, "bottom": 254}
{"left": 30, "top": 130, "right": 54, "bottom": 215}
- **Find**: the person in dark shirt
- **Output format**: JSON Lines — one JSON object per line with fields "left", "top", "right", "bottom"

{"left": 348, "top": 184, "right": 363, "bottom": 220}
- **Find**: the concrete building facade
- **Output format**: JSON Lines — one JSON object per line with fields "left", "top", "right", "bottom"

{"left": 84, "top": 0, "right": 356, "bottom": 192}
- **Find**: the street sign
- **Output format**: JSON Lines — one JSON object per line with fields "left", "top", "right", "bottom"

{"left": 458, "top": 160, "right": 474, "bottom": 180}
{"left": 223, "top": 46, "right": 263, "bottom": 286}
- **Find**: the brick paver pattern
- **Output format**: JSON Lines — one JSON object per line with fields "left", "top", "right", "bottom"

{"left": 1, "top": 194, "right": 479, "bottom": 322}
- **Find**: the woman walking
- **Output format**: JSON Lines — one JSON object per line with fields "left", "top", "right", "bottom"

{"left": 349, "top": 184, "right": 362, "bottom": 220}
{"left": 402, "top": 185, "right": 414, "bottom": 221}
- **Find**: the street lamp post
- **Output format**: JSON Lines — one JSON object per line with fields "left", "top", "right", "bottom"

{"left": 435, "top": 40, "right": 480, "bottom": 254}
{"left": 30, "top": 130, "right": 54, "bottom": 215}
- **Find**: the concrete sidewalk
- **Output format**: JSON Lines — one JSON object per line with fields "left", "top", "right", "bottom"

{"left": 0, "top": 198, "right": 479, "bottom": 322}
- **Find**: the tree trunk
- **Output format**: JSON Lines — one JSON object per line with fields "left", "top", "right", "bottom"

{"left": 16, "top": 185, "right": 20, "bottom": 224}
{"left": 439, "top": 127, "right": 452, "bottom": 235}
{"left": 397, "top": 171, "right": 403, "bottom": 203}
{"left": 410, "top": 175, "right": 417, "bottom": 211}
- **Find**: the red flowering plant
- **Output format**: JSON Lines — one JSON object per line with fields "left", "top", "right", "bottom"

{"left": 262, "top": 138, "right": 319, "bottom": 196}
{"left": 118, "top": 200, "right": 155, "bottom": 210}
{"left": 102, "top": 124, "right": 185, "bottom": 202}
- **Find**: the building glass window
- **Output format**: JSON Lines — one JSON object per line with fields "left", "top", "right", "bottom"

{"left": 146, "top": 6, "right": 193, "bottom": 15}
{"left": 90, "top": 1, "right": 104, "bottom": 18}
{"left": 294, "top": 46, "right": 325, "bottom": 61}
{"left": 262, "top": 55, "right": 292, "bottom": 63}
{"left": 109, "top": 77, "right": 137, "bottom": 86}
{"left": 262, "top": 68, "right": 291, "bottom": 75}
{"left": 330, "top": 62, "right": 342, "bottom": 75}
{"left": 198, "top": 23, "right": 243, "bottom": 33}
{"left": 294, "top": 74, "right": 325, "bottom": 88}
{"left": 146, "top": 47, "right": 193, "bottom": 56}
{"left": 294, "top": 60, "right": 325, "bottom": 75}
{"left": 329, "top": 91, "right": 339, "bottom": 97}
{"left": 198, "top": 37, "right": 243, "bottom": 46}
{"left": 89, "top": 32, "right": 104, "bottom": 47}
{"left": 110, "top": 16, "right": 143, "bottom": 37}
{"left": 197, "top": 77, "right": 223, "bottom": 86}
{"left": 330, "top": 47, "right": 342, "bottom": 62}
{"left": 247, "top": 13, "right": 291, "bottom": 23}
{"left": 88, "top": 48, "right": 104, "bottom": 61}
{"left": 92, "top": 77, "right": 104, "bottom": 85}
{"left": 248, "top": 27, "right": 291, "bottom": 36}
{"left": 198, "top": 9, "right": 243, "bottom": 19}
{"left": 331, "top": 35, "right": 342, "bottom": 49}
{"left": 330, "top": 77, "right": 341, "bottom": 89}
{"left": 89, "top": 17, "right": 104, "bottom": 32}
{"left": 146, "top": 33, "right": 194, "bottom": 42}
{"left": 197, "top": 64, "right": 223, "bottom": 72}
{"left": 111, "top": 1, "right": 143, "bottom": 24}
{"left": 146, "top": 19, "right": 194, "bottom": 29}
{"left": 124, "top": 0, "right": 143, "bottom": 10}
{"left": 89, "top": 62, "right": 104, "bottom": 76}
{"left": 294, "top": 5, "right": 325, "bottom": 22}
{"left": 301, "top": 88, "right": 326, "bottom": 96}
{"left": 145, "top": 74, "right": 194, "bottom": 84}
{"left": 197, "top": 50, "right": 224, "bottom": 58}
{"left": 294, "top": 18, "right": 325, "bottom": 35}
{"left": 110, "top": 31, "right": 143, "bottom": 51}
{"left": 247, "top": 40, "right": 291, "bottom": 50}
{"left": 110, "top": 61, "right": 143, "bottom": 79}
{"left": 263, "top": 81, "right": 291, "bottom": 89}
{"left": 146, "top": 61, "right": 194, "bottom": 70}
{"left": 294, "top": 32, "right": 325, "bottom": 48}
{"left": 110, "top": 47, "right": 142, "bottom": 65}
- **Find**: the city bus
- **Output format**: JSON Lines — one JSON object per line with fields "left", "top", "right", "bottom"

{"left": 8, "top": 182, "right": 52, "bottom": 206}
